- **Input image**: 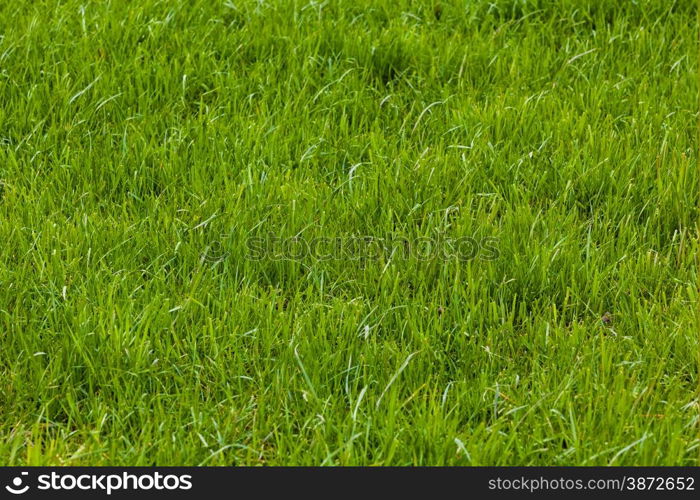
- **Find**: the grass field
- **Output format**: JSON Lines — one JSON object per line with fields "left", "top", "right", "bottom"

{"left": 0, "top": 0, "right": 698, "bottom": 465}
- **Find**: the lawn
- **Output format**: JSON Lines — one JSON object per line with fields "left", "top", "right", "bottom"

{"left": 0, "top": 0, "right": 697, "bottom": 465}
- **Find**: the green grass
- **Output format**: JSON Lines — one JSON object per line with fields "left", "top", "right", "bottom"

{"left": 0, "top": 0, "right": 698, "bottom": 465}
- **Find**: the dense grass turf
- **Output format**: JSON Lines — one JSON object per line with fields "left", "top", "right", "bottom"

{"left": 0, "top": 0, "right": 697, "bottom": 465}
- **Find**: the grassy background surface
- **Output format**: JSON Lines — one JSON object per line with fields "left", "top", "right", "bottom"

{"left": 0, "top": 0, "right": 697, "bottom": 465}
